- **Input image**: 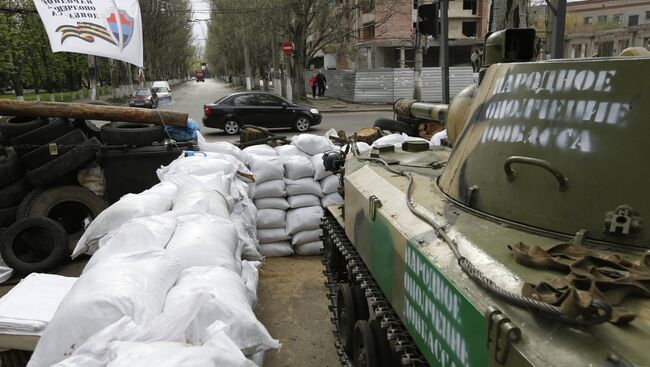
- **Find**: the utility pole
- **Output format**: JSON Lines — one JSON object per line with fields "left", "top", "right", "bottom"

{"left": 440, "top": 0, "right": 450, "bottom": 104}
{"left": 272, "top": 35, "right": 282, "bottom": 95}
{"left": 547, "top": 0, "right": 567, "bottom": 58}
{"left": 413, "top": 34, "right": 423, "bottom": 100}
{"left": 243, "top": 41, "right": 252, "bottom": 91}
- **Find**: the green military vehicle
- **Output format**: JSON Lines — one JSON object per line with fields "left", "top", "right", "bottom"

{"left": 320, "top": 29, "right": 650, "bottom": 367}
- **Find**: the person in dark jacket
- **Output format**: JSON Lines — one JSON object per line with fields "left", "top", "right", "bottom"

{"left": 316, "top": 70, "right": 327, "bottom": 97}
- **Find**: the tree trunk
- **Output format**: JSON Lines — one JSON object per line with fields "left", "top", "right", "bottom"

{"left": 10, "top": 51, "right": 24, "bottom": 100}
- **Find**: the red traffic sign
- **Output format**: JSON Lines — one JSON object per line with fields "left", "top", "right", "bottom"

{"left": 281, "top": 41, "right": 294, "bottom": 55}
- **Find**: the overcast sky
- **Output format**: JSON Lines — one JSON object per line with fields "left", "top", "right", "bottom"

{"left": 190, "top": 0, "right": 210, "bottom": 48}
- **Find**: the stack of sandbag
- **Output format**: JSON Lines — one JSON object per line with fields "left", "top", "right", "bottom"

{"left": 243, "top": 145, "right": 292, "bottom": 257}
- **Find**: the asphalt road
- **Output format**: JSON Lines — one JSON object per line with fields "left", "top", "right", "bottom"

{"left": 160, "top": 78, "right": 393, "bottom": 142}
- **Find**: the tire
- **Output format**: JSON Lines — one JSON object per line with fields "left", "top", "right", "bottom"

{"left": 100, "top": 122, "right": 165, "bottom": 146}
{"left": 0, "top": 148, "right": 25, "bottom": 188}
{"left": 336, "top": 283, "right": 357, "bottom": 354}
{"left": 0, "top": 206, "right": 17, "bottom": 228}
{"left": 26, "top": 138, "right": 99, "bottom": 187}
{"left": 19, "top": 185, "right": 108, "bottom": 247}
{"left": 11, "top": 118, "right": 74, "bottom": 153}
{"left": 351, "top": 283, "right": 370, "bottom": 321}
{"left": 16, "top": 187, "right": 47, "bottom": 219}
{"left": 294, "top": 115, "right": 312, "bottom": 132}
{"left": 373, "top": 118, "right": 417, "bottom": 136}
{"left": 369, "top": 319, "right": 394, "bottom": 367}
{"left": 72, "top": 119, "right": 101, "bottom": 139}
{"left": 0, "top": 217, "right": 68, "bottom": 275}
{"left": 20, "top": 129, "right": 88, "bottom": 170}
{"left": 0, "top": 133, "right": 10, "bottom": 147}
{"left": 223, "top": 120, "right": 241, "bottom": 135}
{"left": 0, "top": 179, "right": 31, "bottom": 209}
{"left": 0, "top": 117, "right": 49, "bottom": 138}
{"left": 352, "top": 320, "right": 378, "bottom": 367}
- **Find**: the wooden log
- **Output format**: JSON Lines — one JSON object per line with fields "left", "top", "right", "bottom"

{"left": 0, "top": 100, "right": 188, "bottom": 127}
{"left": 355, "top": 127, "right": 381, "bottom": 145}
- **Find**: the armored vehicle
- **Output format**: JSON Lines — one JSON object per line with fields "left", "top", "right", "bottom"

{"left": 321, "top": 29, "right": 650, "bottom": 367}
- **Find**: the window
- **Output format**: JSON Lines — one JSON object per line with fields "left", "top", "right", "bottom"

{"left": 256, "top": 94, "right": 284, "bottom": 106}
{"left": 233, "top": 94, "right": 258, "bottom": 106}
{"left": 646, "top": 11, "right": 650, "bottom": 20}
{"left": 597, "top": 15, "right": 608, "bottom": 23}
{"left": 463, "top": 0, "right": 477, "bottom": 14}
{"left": 629, "top": 15, "right": 639, "bottom": 26}
{"left": 613, "top": 14, "right": 622, "bottom": 23}
{"left": 598, "top": 40, "right": 614, "bottom": 56}
{"left": 618, "top": 39, "right": 630, "bottom": 52}
{"left": 584, "top": 17, "right": 592, "bottom": 25}
{"left": 462, "top": 21, "right": 477, "bottom": 37}
{"left": 362, "top": 22, "right": 375, "bottom": 40}
{"left": 645, "top": 37, "right": 650, "bottom": 50}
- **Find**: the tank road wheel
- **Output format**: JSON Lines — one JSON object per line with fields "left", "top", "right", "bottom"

{"left": 326, "top": 240, "right": 347, "bottom": 281}
{"left": 370, "top": 319, "right": 394, "bottom": 367}
{"left": 353, "top": 320, "right": 378, "bottom": 367}
{"left": 351, "top": 283, "right": 370, "bottom": 321}
{"left": 336, "top": 283, "right": 357, "bottom": 354}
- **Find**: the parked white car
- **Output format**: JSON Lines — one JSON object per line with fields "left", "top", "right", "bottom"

{"left": 152, "top": 81, "right": 172, "bottom": 100}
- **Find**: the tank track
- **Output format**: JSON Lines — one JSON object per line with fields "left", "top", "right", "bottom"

{"left": 320, "top": 214, "right": 427, "bottom": 366}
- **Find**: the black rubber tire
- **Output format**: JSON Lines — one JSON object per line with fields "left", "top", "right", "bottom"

{"left": 0, "top": 217, "right": 68, "bottom": 275}
{"left": 20, "top": 129, "right": 88, "bottom": 170}
{"left": 26, "top": 137, "right": 99, "bottom": 187}
{"left": 100, "top": 122, "right": 165, "bottom": 146}
{"left": 351, "top": 283, "right": 370, "bottom": 321}
{"left": 352, "top": 320, "right": 378, "bottom": 367}
{"left": 293, "top": 115, "right": 312, "bottom": 132}
{"left": 11, "top": 118, "right": 74, "bottom": 154}
{"left": 369, "top": 319, "right": 393, "bottom": 367}
{"left": 16, "top": 187, "right": 47, "bottom": 219}
{"left": 337, "top": 283, "right": 357, "bottom": 354}
{"left": 0, "top": 179, "right": 31, "bottom": 209}
{"left": 0, "top": 133, "right": 10, "bottom": 147}
{"left": 0, "top": 117, "right": 49, "bottom": 138}
{"left": 19, "top": 185, "right": 108, "bottom": 247}
{"left": 73, "top": 119, "right": 101, "bottom": 139}
{"left": 0, "top": 206, "right": 17, "bottom": 228}
{"left": 373, "top": 118, "right": 418, "bottom": 136}
{"left": 222, "top": 120, "right": 241, "bottom": 135}
{"left": 0, "top": 148, "right": 25, "bottom": 188}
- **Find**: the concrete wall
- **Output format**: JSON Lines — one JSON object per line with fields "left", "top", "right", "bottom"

{"left": 111, "top": 78, "right": 186, "bottom": 98}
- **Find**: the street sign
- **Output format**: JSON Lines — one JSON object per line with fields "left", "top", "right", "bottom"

{"left": 281, "top": 41, "right": 295, "bottom": 55}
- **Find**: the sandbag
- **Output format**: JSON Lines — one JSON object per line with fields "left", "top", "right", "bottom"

{"left": 197, "top": 132, "right": 247, "bottom": 163}
{"left": 72, "top": 181, "right": 178, "bottom": 258}
{"left": 242, "top": 260, "right": 262, "bottom": 307}
{"left": 320, "top": 175, "right": 339, "bottom": 195}
{"left": 248, "top": 155, "right": 284, "bottom": 184}
{"left": 233, "top": 216, "right": 263, "bottom": 262}
{"left": 290, "top": 134, "right": 335, "bottom": 155}
{"left": 292, "top": 229, "right": 322, "bottom": 246}
{"left": 287, "top": 194, "right": 321, "bottom": 209}
{"left": 252, "top": 179, "right": 285, "bottom": 199}
{"left": 322, "top": 192, "right": 344, "bottom": 207}
{"left": 294, "top": 241, "right": 323, "bottom": 256}
{"left": 254, "top": 198, "right": 290, "bottom": 210}
{"left": 372, "top": 133, "right": 404, "bottom": 148}
{"left": 285, "top": 178, "right": 323, "bottom": 197}
{"left": 275, "top": 145, "right": 309, "bottom": 157}
{"left": 255, "top": 209, "right": 286, "bottom": 229}
{"left": 166, "top": 173, "right": 234, "bottom": 204}
{"left": 281, "top": 155, "right": 314, "bottom": 180}
{"left": 165, "top": 213, "right": 241, "bottom": 274}
{"left": 242, "top": 144, "right": 277, "bottom": 158}
{"left": 311, "top": 153, "right": 333, "bottom": 180}
{"left": 259, "top": 242, "right": 293, "bottom": 257}
{"left": 286, "top": 206, "right": 324, "bottom": 235}
{"left": 28, "top": 253, "right": 180, "bottom": 367}
{"left": 164, "top": 266, "right": 279, "bottom": 355}
{"left": 344, "top": 142, "right": 372, "bottom": 154}
{"left": 156, "top": 156, "right": 239, "bottom": 181}
{"left": 172, "top": 189, "right": 231, "bottom": 219}
{"left": 257, "top": 228, "right": 290, "bottom": 244}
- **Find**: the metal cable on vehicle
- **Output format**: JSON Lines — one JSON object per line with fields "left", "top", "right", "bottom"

{"left": 349, "top": 140, "right": 612, "bottom": 326}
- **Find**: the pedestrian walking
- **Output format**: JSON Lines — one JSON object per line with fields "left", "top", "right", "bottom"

{"left": 309, "top": 74, "right": 317, "bottom": 98}
{"left": 316, "top": 70, "right": 327, "bottom": 97}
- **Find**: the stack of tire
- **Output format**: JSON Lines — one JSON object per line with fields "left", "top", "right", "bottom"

{"left": 0, "top": 116, "right": 107, "bottom": 276}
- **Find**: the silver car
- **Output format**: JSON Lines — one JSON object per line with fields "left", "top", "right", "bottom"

{"left": 153, "top": 87, "right": 172, "bottom": 101}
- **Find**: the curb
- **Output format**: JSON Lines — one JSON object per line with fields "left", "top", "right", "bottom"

{"left": 319, "top": 108, "right": 393, "bottom": 114}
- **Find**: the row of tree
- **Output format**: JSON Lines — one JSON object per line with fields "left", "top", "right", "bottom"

{"left": 0, "top": 0, "right": 197, "bottom": 99}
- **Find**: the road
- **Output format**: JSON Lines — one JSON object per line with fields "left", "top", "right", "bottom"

{"left": 160, "top": 78, "right": 393, "bottom": 142}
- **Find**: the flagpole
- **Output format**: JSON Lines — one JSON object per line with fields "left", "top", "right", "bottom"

{"left": 110, "top": 0, "right": 123, "bottom": 51}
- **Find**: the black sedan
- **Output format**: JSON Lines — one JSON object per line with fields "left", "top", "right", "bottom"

{"left": 202, "top": 92, "right": 322, "bottom": 135}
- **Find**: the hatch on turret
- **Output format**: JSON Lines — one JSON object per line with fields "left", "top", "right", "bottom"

{"left": 439, "top": 57, "right": 650, "bottom": 248}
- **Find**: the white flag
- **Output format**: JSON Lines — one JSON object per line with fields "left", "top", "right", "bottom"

{"left": 33, "top": 0, "right": 143, "bottom": 67}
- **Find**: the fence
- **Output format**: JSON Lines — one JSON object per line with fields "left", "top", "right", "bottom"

{"left": 305, "top": 67, "right": 475, "bottom": 103}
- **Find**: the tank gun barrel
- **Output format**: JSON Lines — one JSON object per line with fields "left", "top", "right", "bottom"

{"left": 393, "top": 98, "right": 448, "bottom": 122}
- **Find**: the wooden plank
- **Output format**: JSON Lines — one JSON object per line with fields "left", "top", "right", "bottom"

{"left": 0, "top": 100, "right": 188, "bottom": 127}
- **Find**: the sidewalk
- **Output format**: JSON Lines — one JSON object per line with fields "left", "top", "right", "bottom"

{"left": 302, "top": 95, "right": 392, "bottom": 113}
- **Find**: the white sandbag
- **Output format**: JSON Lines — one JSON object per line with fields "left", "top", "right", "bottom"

{"left": 252, "top": 179, "right": 285, "bottom": 199}
{"left": 72, "top": 181, "right": 178, "bottom": 258}
{"left": 320, "top": 175, "right": 339, "bottom": 195}
{"left": 285, "top": 178, "right": 323, "bottom": 197}
{"left": 166, "top": 172, "right": 234, "bottom": 204}
{"left": 241, "top": 261, "right": 262, "bottom": 307}
{"left": 291, "top": 229, "right": 322, "bottom": 246}
{"left": 197, "top": 132, "right": 247, "bottom": 163}
{"left": 173, "top": 189, "right": 231, "bottom": 219}
{"left": 156, "top": 156, "right": 239, "bottom": 181}
{"left": 322, "top": 192, "right": 344, "bottom": 207}
{"left": 281, "top": 155, "right": 314, "bottom": 180}
{"left": 294, "top": 241, "right": 323, "bottom": 256}
{"left": 286, "top": 206, "right": 324, "bottom": 235}
{"left": 259, "top": 242, "right": 293, "bottom": 257}
{"left": 290, "top": 134, "right": 335, "bottom": 155}
{"left": 287, "top": 194, "right": 321, "bottom": 209}
{"left": 166, "top": 213, "right": 241, "bottom": 274}
{"left": 257, "top": 228, "right": 290, "bottom": 243}
{"left": 164, "top": 266, "right": 279, "bottom": 354}
{"left": 28, "top": 253, "right": 180, "bottom": 367}
{"left": 243, "top": 144, "right": 277, "bottom": 158}
{"left": 311, "top": 153, "right": 333, "bottom": 180}
{"left": 254, "top": 198, "right": 290, "bottom": 210}
{"left": 344, "top": 142, "right": 372, "bottom": 154}
{"left": 84, "top": 213, "right": 177, "bottom": 271}
{"left": 248, "top": 155, "right": 284, "bottom": 184}
{"left": 275, "top": 145, "right": 309, "bottom": 157}
{"left": 255, "top": 209, "right": 286, "bottom": 229}
{"left": 430, "top": 129, "right": 448, "bottom": 146}
{"left": 234, "top": 218, "right": 263, "bottom": 262}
